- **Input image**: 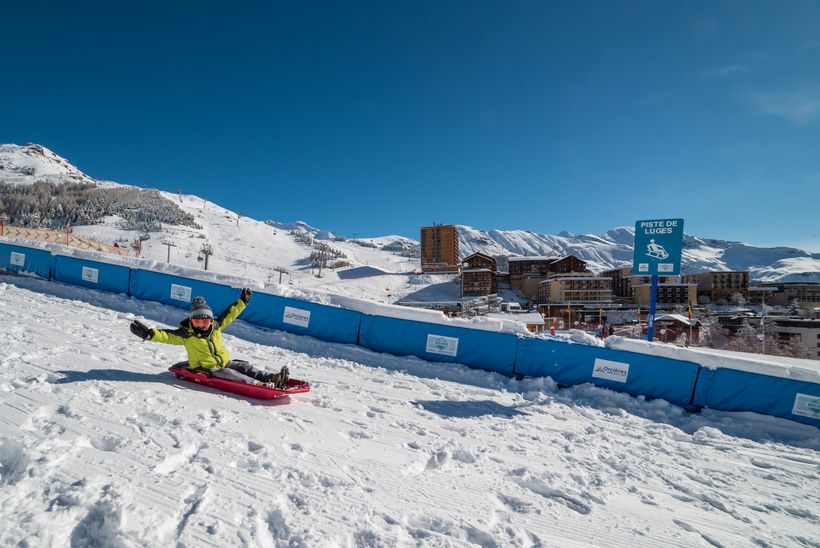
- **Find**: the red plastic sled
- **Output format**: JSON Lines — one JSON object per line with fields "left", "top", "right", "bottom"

{"left": 169, "top": 366, "right": 310, "bottom": 400}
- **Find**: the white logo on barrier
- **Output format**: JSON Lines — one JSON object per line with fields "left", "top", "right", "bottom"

{"left": 81, "top": 267, "right": 99, "bottom": 283}
{"left": 283, "top": 306, "right": 311, "bottom": 328}
{"left": 170, "top": 284, "right": 192, "bottom": 302}
{"left": 792, "top": 393, "right": 820, "bottom": 419}
{"left": 426, "top": 334, "right": 459, "bottom": 357}
{"left": 592, "top": 358, "right": 630, "bottom": 383}
{"left": 10, "top": 252, "right": 25, "bottom": 267}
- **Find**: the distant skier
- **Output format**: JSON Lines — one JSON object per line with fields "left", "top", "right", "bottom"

{"left": 129, "top": 288, "right": 289, "bottom": 388}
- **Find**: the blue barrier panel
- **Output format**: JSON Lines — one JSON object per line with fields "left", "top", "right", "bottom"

{"left": 0, "top": 242, "right": 52, "bottom": 279}
{"left": 241, "top": 293, "right": 362, "bottom": 345}
{"left": 129, "top": 268, "right": 241, "bottom": 314}
{"left": 515, "top": 337, "right": 701, "bottom": 407}
{"left": 692, "top": 368, "right": 820, "bottom": 427}
{"left": 53, "top": 255, "right": 130, "bottom": 294}
{"left": 358, "top": 314, "right": 519, "bottom": 375}
{"left": 129, "top": 268, "right": 362, "bottom": 344}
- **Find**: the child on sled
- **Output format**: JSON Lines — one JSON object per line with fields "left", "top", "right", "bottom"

{"left": 129, "top": 288, "right": 289, "bottom": 388}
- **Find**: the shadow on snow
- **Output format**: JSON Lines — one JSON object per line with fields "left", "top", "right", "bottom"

{"left": 412, "top": 399, "right": 528, "bottom": 419}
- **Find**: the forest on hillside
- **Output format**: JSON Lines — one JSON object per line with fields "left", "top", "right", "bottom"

{"left": 0, "top": 181, "right": 200, "bottom": 232}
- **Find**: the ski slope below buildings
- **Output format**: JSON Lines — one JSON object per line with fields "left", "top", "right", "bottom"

{"left": 1, "top": 276, "right": 819, "bottom": 547}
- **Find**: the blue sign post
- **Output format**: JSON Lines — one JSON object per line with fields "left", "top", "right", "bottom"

{"left": 633, "top": 219, "right": 684, "bottom": 341}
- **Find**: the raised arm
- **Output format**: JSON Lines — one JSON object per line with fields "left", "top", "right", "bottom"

{"left": 216, "top": 299, "right": 246, "bottom": 330}
{"left": 129, "top": 320, "right": 187, "bottom": 345}
{"left": 216, "top": 288, "right": 252, "bottom": 330}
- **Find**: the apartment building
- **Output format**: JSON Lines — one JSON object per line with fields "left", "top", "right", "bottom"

{"left": 420, "top": 224, "right": 460, "bottom": 273}
{"left": 747, "top": 286, "right": 776, "bottom": 305}
{"left": 462, "top": 252, "right": 497, "bottom": 271}
{"left": 602, "top": 267, "right": 635, "bottom": 300}
{"left": 762, "top": 282, "right": 820, "bottom": 309}
{"left": 461, "top": 253, "right": 498, "bottom": 296}
{"left": 681, "top": 271, "right": 749, "bottom": 302}
{"left": 602, "top": 267, "right": 694, "bottom": 305}
{"left": 770, "top": 317, "right": 820, "bottom": 359}
{"left": 537, "top": 273, "right": 613, "bottom": 304}
{"left": 508, "top": 255, "right": 588, "bottom": 289}
{"left": 632, "top": 281, "right": 698, "bottom": 307}
{"left": 509, "top": 257, "right": 553, "bottom": 289}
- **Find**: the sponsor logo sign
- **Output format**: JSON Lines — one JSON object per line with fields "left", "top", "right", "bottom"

{"left": 283, "top": 306, "right": 311, "bottom": 328}
{"left": 10, "top": 252, "right": 25, "bottom": 267}
{"left": 426, "top": 334, "right": 459, "bottom": 357}
{"left": 792, "top": 393, "right": 820, "bottom": 419}
{"left": 592, "top": 358, "right": 630, "bottom": 383}
{"left": 170, "top": 284, "right": 192, "bottom": 302}
{"left": 81, "top": 267, "right": 99, "bottom": 283}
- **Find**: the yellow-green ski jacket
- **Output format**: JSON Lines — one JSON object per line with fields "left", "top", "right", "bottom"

{"left": 150, "top": 299, "right": 246, "bottom": 370}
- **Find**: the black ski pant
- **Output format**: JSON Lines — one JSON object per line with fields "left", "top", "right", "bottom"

{"left": 191, "top": 360, "right": 275, "bottom": 384}
{"left": 226, "top": 360, "right": 276, "bottom": 382}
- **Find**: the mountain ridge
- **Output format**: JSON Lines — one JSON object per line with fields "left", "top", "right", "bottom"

{"left": 454, "top": 225, "right": 819, "bottom": 282}
{"left": 1, "top": 143, "right": 817, "bottom": 283}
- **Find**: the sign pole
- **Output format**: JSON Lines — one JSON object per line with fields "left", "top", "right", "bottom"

{"left": 632, "top": 217, "right": 684, "bottom": 343}
{"left": 647, "top": 274, "right": 658, "bottom": 341}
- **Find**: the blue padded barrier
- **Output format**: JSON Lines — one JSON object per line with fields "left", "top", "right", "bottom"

{"left": 240, "top": 293, "right": 362, "bottom": 345}
{"left": 358, "top": 314, "right": 519, "bottom": 375}
{"left": 129, "top": 268, "right": 362, "bottom": 344}
{"left": 129, "top": 268, "right": 241, "bottom": 314}
{"left": 4, "top": 245, "right": 815, "bottom": 428}
{"left": 0, "top": 242, "right": 53, "bottom": 279}
{"left": 53, "top": 255, "right": 131, "bottom": 294}
{"left": 692, "top": 368, "right": 820, "bottom": 427}
{"left": 515, "top": 337, "right": 701, "bottom": 407}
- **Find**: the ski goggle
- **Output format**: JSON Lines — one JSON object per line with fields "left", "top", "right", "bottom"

{"left": 191, "top": 317, "right": 213, "bottom": 329}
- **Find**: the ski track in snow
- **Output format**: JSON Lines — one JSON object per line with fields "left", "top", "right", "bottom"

{"left": 1, "top": 276, "right": 819, "bottom": 547}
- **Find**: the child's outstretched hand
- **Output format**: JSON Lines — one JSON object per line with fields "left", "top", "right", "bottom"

{"left": 130, "top": 320, "right": 153, "bottom": 340}
{"left": 241, "top": 288, "right": 252, "bottom": 304}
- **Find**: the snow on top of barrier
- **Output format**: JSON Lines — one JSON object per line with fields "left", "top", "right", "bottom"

{"left": 605, "top": 337, "right": 820, "bottom": 384}
{"left": 552, "top": 329, "right": 606, "bottom": 347}
{"left": 328, "top": 295, "right": 531, "bottom": 335}
{"left": 0, "top": 236, "right": 55, "bottom": 252}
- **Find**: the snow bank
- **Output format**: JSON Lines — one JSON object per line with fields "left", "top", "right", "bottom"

{"left": 329, "top": 294, "right": 531, "bottom": 335}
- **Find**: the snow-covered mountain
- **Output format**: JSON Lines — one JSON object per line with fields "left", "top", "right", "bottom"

{"left": 264, "top": 220, "right": 337, "bottom": 241}
{"left": 457, "top": 226, "right": 820, "bottom": 283}
{"left": 0, "top": 143, "right": 95, "bottom": 186}
{"left": 1, "top": 143, "right": 818, "bottom": 285}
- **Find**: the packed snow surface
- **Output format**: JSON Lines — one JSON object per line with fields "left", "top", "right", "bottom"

{"left": 1, "top": 276, "right": 819, "bottom": 547}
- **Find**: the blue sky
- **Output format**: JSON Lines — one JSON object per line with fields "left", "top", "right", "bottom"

{"left": 2, "top": 1, "right": 818, "bottom": 251}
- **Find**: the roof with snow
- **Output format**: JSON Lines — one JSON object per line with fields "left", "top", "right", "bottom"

{"left": 508, "top": 256, "right": 556, "bottom": 262}
{"left": 655, "top": 313, "right": 699, "bottom": 326}
{"left": 486, "top": 312, "right": 545, "bottom": 325}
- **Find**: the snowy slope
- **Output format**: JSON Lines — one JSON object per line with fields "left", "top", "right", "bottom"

{"left": 1, "top": 276, "right": 819, "bottom": 546}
